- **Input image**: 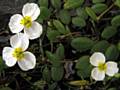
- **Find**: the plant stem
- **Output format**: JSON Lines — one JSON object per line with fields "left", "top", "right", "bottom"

{"left": 39, "top": 38, "right": 44, "bottom": 58}
{"left": 97, "top": 3, "right": 114, "bottom": 21}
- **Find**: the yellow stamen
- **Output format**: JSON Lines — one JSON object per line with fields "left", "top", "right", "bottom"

{"left": 20, "top": 16, "right": 32, "bottom": 28}
{"left": 12, "top": 48, "right": 24, "bottom": 60}
{"left": 98, "top": 62, "right": 107, "bottom": 71}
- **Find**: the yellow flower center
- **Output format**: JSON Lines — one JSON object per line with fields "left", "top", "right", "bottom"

{"left": 20, "top": 16, "right": 32, "bottom": 28}
{"left": 98, "top": 62, "right": 107, "bottom": 71}
{"left": 12, "top": 48, "right": 24, "bottom": 60}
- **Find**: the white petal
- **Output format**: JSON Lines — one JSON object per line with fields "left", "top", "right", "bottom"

{"left": 2, "top": 47, "right": 17, "bottom": 67}
{"left": 106, "top": 61, "right": 119, "bottom": 76}
{"left": 9, "top": 14, "right": 24, "bottom": 33}
{"left": 18, "top": 52, "right": 36, "bottom": 71}
{"left": 91, "top": 68, "right": 105, "bottom": 81}
{"left": 90, "top": 52, "right": 106, "bottom": 66}
{"left": 10, "top": 33, "right": 29, "bottom": 51}
{"left": 24, "top": 21, "right": 43, "bottom": 40}
{"left": 22, "top": 3, "right": 40, "bottom": 21}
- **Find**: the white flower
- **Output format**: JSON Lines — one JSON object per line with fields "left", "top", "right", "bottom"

{"left": 9, "top": 3, "right": 43, "bottom": 40}
{"left": 90, "top": 52, "right": 119, "bottom": 81}
{"left": 2, "top": 33, "right": 36, "bottom": 71}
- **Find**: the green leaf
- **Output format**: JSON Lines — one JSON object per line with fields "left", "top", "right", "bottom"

{"left": 53, "top": 20, "right": 68, "bottom": 34}
{"left": 58, "top": 10, "right": 71, "bottom": 24}
{"left": 37, "top": 7, "right": 50, "bottom": 21}
{"left": 114, "top": 73, "right": 120, "bottom": 78}
{"left": 38, "top": 0, "right": 48, "bottom": 7}
{"left": 71, "top": 37, "right": 94, "bottom": 52}
{"left": 111, "top": 15, "right": 120, "bottom": 27}
{"left": 34, "top": 80, "right": 46, "bottom": 89}
{"left": 69, "top": 80, "right": 89, "bottom": 86}
{"left": 46, "top": 51, "right": 61, "bottom": 67}
{"left": 107, "top": 88, "right": 116, "bottom": 90}
{"left": 72, "top": 17, "right": 86, "bottom": 27}
{"left": 0, "top": 56, "right": 6, "bottom": 72}
{"left": 64, "top": 0, "right": 84, "bottom": 9}
{"left": 47, "top": 30, "right": 60, "bottom": 42}
{"left": 55, "top": 44, "right": 64, "bottom": 60}
{"left": 91, "top": 40, "right": 110, "bottom": 53}
{"left": 92, "top": 3, "right": 108, "bottom": 14}
{"left": 76, "top": 8, "right": 88, "bottom": 20}
{"left": 117, "top": 42, "right": 120, "bottom": 51}
{"left": 43, "top": 66, "right": 51, "bottom": 82}
{"left": 75, "top": 56, "right": 92, "bottom": 78}
{"left": 51, "top": 0, "right": 61, "bottom": 9}
{"left": 48, "top": 83, "right": 57, "bottom": 90}
{"left": 105, "top": 45, "right": 119, "bottom": 60}
{"left": 101, "top": 26, "right": 117, "bottom": 39}
{"left": 92, "top": 0, "right": 105, "bottom": 3}
{"left": 85, "top": 7, "right": 97, "bottom": 21}
{"left": 0, "top": 87, "right": 12, "bottom": 90}
{"left": 115, "top": 0, "right": 120, "bottom": 8}
{"left": 51, "top": 66, "right": 64, "bottom": 81}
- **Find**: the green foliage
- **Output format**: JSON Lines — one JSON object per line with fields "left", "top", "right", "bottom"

{"left": 0, "top": 56, "right": 6, "bottom": 72}
{"left": 115, "top": 0, "right": 120, "bottom": 8}
{"left": 55, "top": 44, "right": 65, "bottom": 60}
{"left": 47, "top": 29, "right": 60, "bottom": 42}
{"left": 1, "top": 0, "right": 120, "bottom": 89}
{"left": 53, "top": 20, "right": 69, "bottom": 34}
{"left": 43, "top": 66, "right": 51, "bottom": 82}
{"left": 75, "top": 56, "right": 92, "bottom": 78}
{"left": 92, "top": 0, "right": 105, "bottom": 3}
{"left": 71, "top": 37, "right": 94, "bottom": 52}
{"left": 117, "top": 42, "right": 120, "bottom": 51}
{"left": 38, "top": 0, "right": 48, "bottom": 7}
{"left": 46, "top": 51, "right": 61, "bottom": 67}
{"left": 105, "top": 45, "right": 119, "bottom": 60}
{"left": 72, "top": 17, "right": 86, "bottom": 27}
{"left": 37, "top": 6, "right": 51, "bottom": 22}
{"left": 51, "top": 66, "right": 64, "bottom": 81}
{"left": 76, "top": 8, "right": 88, "bottom": 20}
{"left": 58, "top": 10, "right": 71, "bottom": 24}
{"left": 48, "top": 83, "right": 57, "bottom": 90}
{"left": 92, "top": 3, "right": 108, "bottom": 14}
{"left": 107, "top": 88, "right": 117, "bottom": 90}
{"left": 69, "top": 80, "right": 89, "bottom": 86}
{"left": 0, "top": 87, "right": 12, "bottom": 90}
{"left": 64, "top": 0, "right": 84, "bottom": 9}
{"left": 85, "top": 7, "right": 97, "bottom": 21}
{"left": 51, "top": 0, "right": 61, "bottom": 9}
{"left": 91, "top": 40, "right": 110, "bottom": 53}
{"left": 101, "top": 26, "right": 117, "bottom": 39}
{"left": 111, "top": 15, "right": 120, "bottom": 27}
{"left": 34, "top": 80, "right": 46, "bottom": 90}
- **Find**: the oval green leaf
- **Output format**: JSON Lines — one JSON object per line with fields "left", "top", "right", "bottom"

{"left": 71, "top": 37, "right": 94, "bottom": 52}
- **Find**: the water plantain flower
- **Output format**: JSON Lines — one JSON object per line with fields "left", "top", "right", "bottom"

{"left": 2, "top": 33, "right": 36, "bottom": 71}
{"left": 90, "top": 52, "right": 119, "bottom": 81}
{"left": 9, "top": 3, "right": 43, "bottom": 40}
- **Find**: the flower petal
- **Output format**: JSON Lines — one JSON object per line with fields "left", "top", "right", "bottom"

{"left": 106, "top": 61, "right": 119, "bottom": 76}
{"left": 91, "top": 68, "right": 105, "bottom": 81}
{"left": 18, "top": 51, "right": 36, "bottom": 71}
{"left": 10, "top": 33, "right": 29, "bottom": 51}
{"left": 24, "top": 21, "right": 43, "bottom": 40}
{"left": 2, "top": 47, "right": 17, "bottom": 67}
{"left": 22, "top": 3, "right": 40, "bottom": 21}
{"left": 9, "top": 14, "right": 24, "bottom": 33}
{"left": 90, "top": 52, "right": 106, "bottom": 66}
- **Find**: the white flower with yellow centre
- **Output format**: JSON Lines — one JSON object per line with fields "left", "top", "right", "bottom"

{"left": 2, "top": 33, "right": 36, "bottom": 71}
{"left": 9, "top": 3, "right": 42, "bottom": 40}
{"left": 90, "top": 52, "right": 119, "bottom": 81}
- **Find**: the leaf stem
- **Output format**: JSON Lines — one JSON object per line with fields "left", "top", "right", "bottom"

{"left": 97, "top": 3, "right": 114, "bottom": 21}
{"left": 39, "top": 38, "right": 44, "bottom": 59}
